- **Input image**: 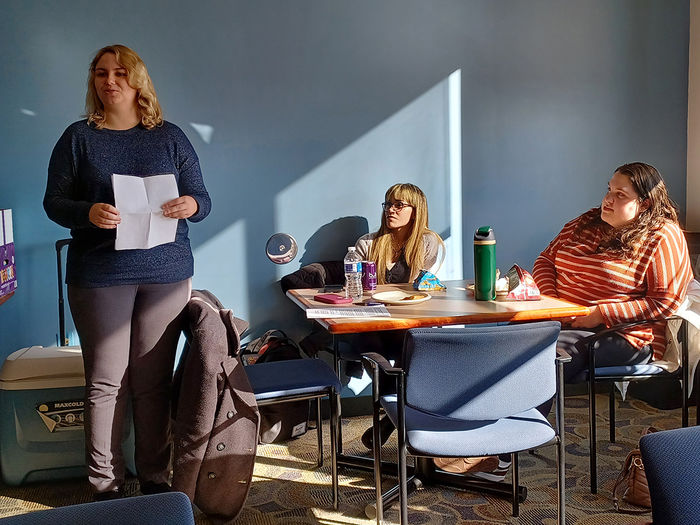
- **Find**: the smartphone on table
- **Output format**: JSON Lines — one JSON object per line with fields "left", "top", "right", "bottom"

{"left": 314, "top": 293, "right": 353, "bottom": 304}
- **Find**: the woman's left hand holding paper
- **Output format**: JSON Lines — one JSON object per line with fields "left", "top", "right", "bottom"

{"left": 162, "top": 195, "right": 198, "bottom": 219}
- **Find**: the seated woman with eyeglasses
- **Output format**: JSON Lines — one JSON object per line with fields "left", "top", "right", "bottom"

{"left": 352, "top": 183, "right": 445, "bottom": 449}
{"left": 354, "top": 183, "right": 445, "bottom": 284}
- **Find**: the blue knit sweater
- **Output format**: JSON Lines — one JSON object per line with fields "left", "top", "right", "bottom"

{"left": 44, "top": 120, "right": 211, "bottom": 287}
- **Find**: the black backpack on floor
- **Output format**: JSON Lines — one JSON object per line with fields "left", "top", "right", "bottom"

{"left": 242, "top": 330, "right": 311, "bottom": 443}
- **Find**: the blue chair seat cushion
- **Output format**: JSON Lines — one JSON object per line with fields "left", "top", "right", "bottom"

{"left": 245, "top": 359, "right": 341, "bottom": 402}
{"left": 594, "top": 364, "right": 667, "bottom": 377}
{"left": 380, "top": 395, "right": 555, "bottom": 457}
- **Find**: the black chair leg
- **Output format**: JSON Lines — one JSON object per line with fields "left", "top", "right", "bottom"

{"left": 316, "top": 398, "right": 323, "bottom": 467}
{"left": 557, "top": 437, "right": 565, "bottom": 525}
{"left": 398, "top": 451, "right": 408, "bottom": 524}
{"left": 589, "top": 375, "right": 598, "bottom": 493}
{"left": 397, "top": 381, "right": 408, "bottom": 525}
{"left": 555, "top": 358, "right": 566, "bottom": 525}
{"left": 372, "top": 392, "right": 383, "bottom": 524}
{"left": 695, "top": 364, "right": 699, "bottom": 426}
{"left": 332, "top": 337, "right": 344, "bottom": 454}
{"left": 681, "top": 319, "right": 689, "bottom": 427}
{"left": 511, "top": 452, "right": 519, "bottom": 517}
{"left": 609, "top": 383, "right": 616, "bottom": 443}
{"left": 329, "top": 389, "right": 339, "bottom": 510}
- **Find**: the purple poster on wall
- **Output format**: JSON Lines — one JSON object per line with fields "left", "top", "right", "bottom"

{"left": 1, "top": 209, "right": 17, "bottom": 298}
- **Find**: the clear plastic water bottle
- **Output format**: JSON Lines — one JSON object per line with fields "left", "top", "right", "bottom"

{"left": 344, "top": 246, "right": 363, "bottom": 300}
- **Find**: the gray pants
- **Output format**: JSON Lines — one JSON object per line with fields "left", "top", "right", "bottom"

{"left": 557, "top": 329, "right": 653, "bottom": 384}
{"left": 68, "top": 279, "right": 191, "bottom": 493}
{"left": 537, "top": 329, "right": 653, "bottom": 417}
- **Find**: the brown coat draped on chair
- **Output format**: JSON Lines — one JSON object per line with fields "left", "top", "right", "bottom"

{"left": 172, "top": 289, "right": 260, "bottom": 522}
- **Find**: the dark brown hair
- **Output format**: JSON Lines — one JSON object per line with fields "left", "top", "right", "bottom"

{"left": 579, "top": 162, "right": 679, "bottom": 258}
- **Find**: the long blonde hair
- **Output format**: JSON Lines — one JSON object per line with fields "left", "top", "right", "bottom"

{"left": 85, "top": 44, "right": 163, "bottom": 130}
{"left": 368, "top": 183, "right": 444, "bottom": 284}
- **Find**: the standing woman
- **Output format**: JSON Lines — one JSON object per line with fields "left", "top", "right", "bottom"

{"left": 533, "top": 162, "right": 692, "bottom": 385}
{"left": 44, "top": 44, "right": 211, "bottom": 500}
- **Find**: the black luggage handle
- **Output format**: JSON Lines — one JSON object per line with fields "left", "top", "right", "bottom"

{"left": 55, "top": 239, "right": 71, "bottom": 346}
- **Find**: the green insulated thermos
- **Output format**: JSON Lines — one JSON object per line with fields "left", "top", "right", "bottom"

{"left": 474, "top": 226, "right": 496, "bottom": 301}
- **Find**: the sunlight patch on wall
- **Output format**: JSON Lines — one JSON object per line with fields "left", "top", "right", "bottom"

{"left": 20, "top": 108, "right": 37, "bottom": 116}
{"left": 445, "top": 69, "right": 463, "bottom": 280}
{"left": 274, "top": 70, "right": 463, "bottom": 281}
{"left": 192, "top": 219, "right": 248, "bottom": 319}
{"left": 190, "top": 122, "right": 214, "bottom": 144}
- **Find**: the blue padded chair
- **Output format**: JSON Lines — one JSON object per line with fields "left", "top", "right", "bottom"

{"left": 639, "top": 426, "right": 700, "bottom": 525}
{"left": 0, "top": 492, "right": 194, "bottom": 525}
{"left": 244, "top": 358, "right": 342, "bottom": 508}
{"left": 578, "top": 318, "right": 691, "bottom": 493}
{"left": 362, "top": 322, "right": 566, "bottom": 525}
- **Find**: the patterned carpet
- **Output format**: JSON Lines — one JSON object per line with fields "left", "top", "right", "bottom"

{"left": 0, "top": 394, "right": 694, "bottom": 524}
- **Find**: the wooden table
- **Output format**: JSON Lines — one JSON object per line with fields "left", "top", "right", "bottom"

{"left": 287, "top": 280, "right": 589, "bottom": 514}
{"left": 286, "top": 279, "right": 590, "bottom": 333}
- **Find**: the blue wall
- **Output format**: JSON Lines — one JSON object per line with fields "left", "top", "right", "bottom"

{"left": 0, "top": 1, "right": 689, "bottom": 358}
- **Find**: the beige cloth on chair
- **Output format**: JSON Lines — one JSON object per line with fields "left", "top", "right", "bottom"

{"left": 616, "top": 279, "right": 700, "bottom": 399}
{"left": 663, "top": 279, "right": 700, "bottom": 395}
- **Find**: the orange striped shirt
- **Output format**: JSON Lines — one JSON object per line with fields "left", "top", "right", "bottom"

{"left": 533, "top": 209, "right": 692, "bottom": 360}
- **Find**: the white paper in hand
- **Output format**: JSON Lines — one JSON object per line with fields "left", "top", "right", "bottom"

{"left": 112, "top": 174, "right": 179, "bottom": 250}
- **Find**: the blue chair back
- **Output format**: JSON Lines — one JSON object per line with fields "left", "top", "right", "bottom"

{"left": 640, "top": 426, "right": 700, "bottom": 525}
{"left": 0, "top": 492, "right": 195, "bottom": 525}
{"left": 403, "top": 321, "right": 560, "bottom": 420}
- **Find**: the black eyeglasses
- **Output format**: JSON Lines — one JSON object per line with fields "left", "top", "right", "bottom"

{"left": 381, "top": 201, "right": 413, "bottom": 211}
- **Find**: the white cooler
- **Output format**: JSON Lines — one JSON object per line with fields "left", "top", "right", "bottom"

{"left": 0, "top": 345, "right": 135, "bottom": 485}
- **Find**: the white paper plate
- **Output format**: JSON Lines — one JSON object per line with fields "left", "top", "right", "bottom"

{"left": 467, "top": 283, "right": 508, "bottom": 296}
{"left": 371, "top": 291, "right": 431, "bottom": 305}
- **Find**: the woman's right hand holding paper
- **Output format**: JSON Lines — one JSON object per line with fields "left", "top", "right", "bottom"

{"left": 89, "top": 203, "right": 121, "bottom": 229}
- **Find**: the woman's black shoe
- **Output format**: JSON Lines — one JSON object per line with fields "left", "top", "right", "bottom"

{"left": 140, "top": 481, "right": 173, "bottom": 495}
{"left": 93, "top": 488, "right": 124, "bottom": 502}
{"left": 361, "top": 415, "right": 395, "bottom": 449}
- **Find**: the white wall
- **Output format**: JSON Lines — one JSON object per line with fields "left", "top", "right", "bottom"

{"left": 689, "top": 0, "right": 700, "bottom": 229}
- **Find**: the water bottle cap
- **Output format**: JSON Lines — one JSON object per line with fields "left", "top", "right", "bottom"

{"left": 348, "top": 246, "right": 356, "bottom": 251}
{"left": 474, "top": 226, "right": 496, "bottom": 242}
{"left": 474, "top": 226, "right": 495, "bottom": 243}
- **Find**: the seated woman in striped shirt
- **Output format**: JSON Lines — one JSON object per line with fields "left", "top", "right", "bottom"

{"left": 533, "top": 162, "right": 693, "bottom": 384}
{"left": 437, "top": 162, "right": 693, "bottom": 484}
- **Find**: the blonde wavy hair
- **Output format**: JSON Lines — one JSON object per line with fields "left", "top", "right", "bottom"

{"left": 577, "top": 162, "right": 680, "bottom": 259}
{"left": 368, "top": 183, "right": 445, "bottom": 284}
{"left": 85, "top": 44, "right": 163, "bottom": 130}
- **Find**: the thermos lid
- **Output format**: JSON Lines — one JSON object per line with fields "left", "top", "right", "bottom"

{"left": 474, "top": 226, "right": 495, "bottom": 244}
